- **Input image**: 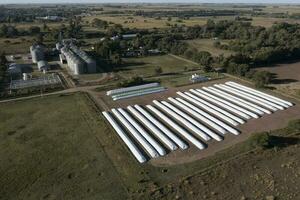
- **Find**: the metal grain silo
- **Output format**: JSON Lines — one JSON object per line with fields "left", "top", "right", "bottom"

{"left": 86, "top": 58, "right": 97, "bottom": 73}
{"left": 72, "top": 56, "right": 85, "bottom": 75}
{"left": 37, "top": 60, "right": 49, "bottom": 71}
{"left": 30, "top": 45, "right": 44, "bottom": 63}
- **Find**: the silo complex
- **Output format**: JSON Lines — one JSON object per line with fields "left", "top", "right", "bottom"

{"left": 58, "top": 41, "right": 97, "bottom": 75}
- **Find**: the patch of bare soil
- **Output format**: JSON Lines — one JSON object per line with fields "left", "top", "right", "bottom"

{"left": 153, "top": 137, "right": 300, "bottom": 200}
{"left": 258, "top": 62, "right": 300, "bottom": 83}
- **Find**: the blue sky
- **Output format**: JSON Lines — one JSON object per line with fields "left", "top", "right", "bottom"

{"left": 1, "top": 0, "right": 300, "bottom": 4}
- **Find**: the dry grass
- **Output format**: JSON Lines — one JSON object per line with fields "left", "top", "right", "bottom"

{"left": 186, "top": 38, "right": 234, "bottom": 57}
{"left": 0, "top": 37, "right": 34, "bottom": 54}
{"left": 251, "top": 17, "right": 300, "bottom": 28}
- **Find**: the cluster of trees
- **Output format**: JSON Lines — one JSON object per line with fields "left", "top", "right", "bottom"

{"left": 118, "top": 76, "right": 147, "bottom": 87}
{"left": 0, "top": 24, "right": 43, "bottom": 38}
{"left": 91, "top": 18, "right": 108, "bottom": 29}
{"left": 191, "top": 20, "right": 300, "bottom": 66}
{"left": 0, "top": 6, "right": 85, "bottom": 23}
{"left": 91, "top": 18, "right": 298, "bottom": 88}
{"left": 94, "top": 39, "right": 122, "bottom": 66}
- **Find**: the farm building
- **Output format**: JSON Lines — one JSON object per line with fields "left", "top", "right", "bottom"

{"left": 190, "top": 74, "right": 209, "bottom": 83}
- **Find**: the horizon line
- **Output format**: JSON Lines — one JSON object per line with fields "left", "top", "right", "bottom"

{"left": 1, "top": 2, "right": 300, "bottom": 5}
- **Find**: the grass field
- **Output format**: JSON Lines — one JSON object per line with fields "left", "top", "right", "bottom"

{"left": 251, "top": 17, "right": 300, "bottom": 28}
{"left": 0, "top": 93, "right": 126, "bottom": 200}
{"left": 118, "top": 54, "right": 200, "bottom": 78}
{"left": 0, "top": 37, "right": 34, "bottom": 54}
{"left": 186, "top": 38, "right": 234, "bottom": 57}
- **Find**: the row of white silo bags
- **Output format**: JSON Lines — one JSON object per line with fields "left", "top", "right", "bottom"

{"left": 188, "top": 90, "right": 247, "bottom": 123}
{"left": 160, "top": 100, "right": 222, "bottom": 142}
{"left": 202, "top": 87, "right": 270, "bottom": 115}
{"left": 145, "top": 105, "right": 205, "bottom": 150}
{"left": 173, "top": 94, "right": 240, "bottom": 135}
{"left": 112, "top": 87, "right": 166, "bottom": 101}
{"left": 102, "top": 103, "right": 193, "bottom": 163}
{"left": 153, "top": 100, "right": 211, "bottom": 142}
{"left": 225, "top": 82, "right": 293, "bottom": 107}
{"left": 177, "top": 91, "right": 240, "bottom": 127}
{"left": 112, "top": 108, "right": 162, "bottom": 159}
{"left": 118, "top": 108, "right": 166, "bottom": 156}
{"left": 190, "top": 82, "right": 293, "bottom": 129}
{"left": 102, "top": 111, "right": 146, "bottom": 163}
{"left": 107, "top": 83, "right": 160, "bottom": 96}
{"left": 127, "top": 106, "right": 178, "bottom": 151}
{"left": 131, "top": 105, "right": 188, "bottom": 150}
{"left": 214, "top": 84, "right": 281, "bottom": 111}
{"left": 192, "top": 89, "right": 259, "bottom": 119}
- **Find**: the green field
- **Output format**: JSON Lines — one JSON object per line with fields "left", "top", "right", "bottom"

{"left": 0, "top": 93, "right": 126, "bottom": 200}
{"left": 118, "top": 54, "right": 200, "bottom": 78}
{"left": 186, "top": 39, "right": 234, "bottom": 57}
{"left": 0, "top": 37, "right": 34, "bottom": 54}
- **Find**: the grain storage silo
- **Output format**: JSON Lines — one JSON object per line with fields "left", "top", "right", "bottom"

{"left": 30, "top": 45, "right": 44, "bottom": 64}
{"left": 86, "top": 58, "right": 97, "bottom": 73}
{"left": 56, "top": 43, "right": 63, "bottom": 50}
{"left": 37, "top": 60, "right": 49, "bottom": 71}
{"left": 72, "top": 57, "right": 85, "bottom": 75}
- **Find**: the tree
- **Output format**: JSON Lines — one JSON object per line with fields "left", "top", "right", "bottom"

{"left": 154, "top": 66, "right": 163, "bottom": 75}
{"left": 29, "top": 26, "right": 41, "bottom": 35}
{"left": 42, "top": 23, "right": 49, "bottom": 32}
{"left": 111, "top": 53, "right": 122, "bottom": 65}
{"left": 252, "top": 71, "right": 273, "bottom": 88}
{"left": 0, "top": 52, "right": 7, "bottom": 65}
{"left": 184, "top": 48, "right": 197, "bottom": 59}
{"left": 0, "top": 24, "right": 8, "bottom": 37}
{"left": 248, "top": 132, "right": 271, "bottom": 149}
{"left": 194, "top": 51, "right": 213, "bottom": 72}
{"left": 107, "top": 24, "right": 123, "bottom": 37}
{"left": 35, "top": 33, "right": 44, "bottom": 45}
{"left": 92, "top": 18, "right": 108, "bottom": 29}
